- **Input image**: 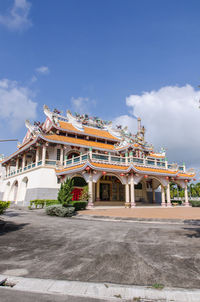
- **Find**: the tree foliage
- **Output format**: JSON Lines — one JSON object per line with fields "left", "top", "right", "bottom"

{"left": 57, "top": 178, "right": 74, "bottom": 206}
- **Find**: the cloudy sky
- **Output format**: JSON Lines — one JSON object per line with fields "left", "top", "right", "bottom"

{"left": 0, "top": 0, "right": 200, "bottom": 174}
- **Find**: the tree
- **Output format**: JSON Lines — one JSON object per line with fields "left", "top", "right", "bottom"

{"left": 57, "top": 178, "right": 74, "bottom": 207}
{"left": 79, "top": 185, "right": 90, "bottom": 202}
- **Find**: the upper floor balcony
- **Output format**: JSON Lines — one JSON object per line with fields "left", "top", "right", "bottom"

{"left": 4, "top": 151, "right": 193, "bottom": 179}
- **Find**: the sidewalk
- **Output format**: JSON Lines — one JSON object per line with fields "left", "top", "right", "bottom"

{"left": 78, "top": 207, "right": 200, "bottom": 220}
{"left": 0, "top": 275, "right": 200, "bottom": 302}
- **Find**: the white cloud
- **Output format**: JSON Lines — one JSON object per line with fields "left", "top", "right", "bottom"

{"left": 115, "top": 85, "right": 200, "bottom": 169}
{"left": 36, "top": 66, "right": 49, "bottom": 75}
{"left": 0, "top": 79, "right": 37, "bottom": 131}
{"left": 0, "top": 0, "right": 32, "bottom": 31}
{"left": 71, "top": 97, "right": 96, "bottom": 114}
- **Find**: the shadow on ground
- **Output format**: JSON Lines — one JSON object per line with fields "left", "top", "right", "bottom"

{"left": 0, "top": 221, "right": 29, "bottom": 236}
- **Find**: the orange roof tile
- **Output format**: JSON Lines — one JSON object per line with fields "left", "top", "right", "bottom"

{"left": 149, "top": 153, "right": 165, "bottom": 159}
{"left": 135, "top": 166, "right": 177, "bottom": 174}
{"left": 178, "top": 173, "right": 195, "bottom": 178}
{"left": 59, "top": 121, "right": 80, "bottom": 132}
{"left": 56, "top": 164, "right": 84, "bottom": 173}
{"left": 58, "top": 121, "right": 118, "bottom": 140}
{"left": 44, "top": 134, "right": 115, "bottom": 150}
{"left": 83, "top": 126, "right": 117, "bottom": 140}
{"left": 91, "top": 162, "right": 128, "bottom": 170}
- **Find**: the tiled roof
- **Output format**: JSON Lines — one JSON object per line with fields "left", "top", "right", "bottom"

{"left": 56, "top": 164, "right": 84, "bottom": 173}
{"left": 149, "top": 153, "right": 165, "bottom": 158}
{"left": 178, "top": 173, "right": 195, "bottom": 178}
{"left": 43, "top": 134, "right": 115, "bottom": 150}
{"left": 135, "top": 166, "right": 178, "bottom": 174}
{"left": 58, "top": 121, "right": 118, "bottom": 140}
{"left": 91, "top": 162, "right": 128, "bottom": 170}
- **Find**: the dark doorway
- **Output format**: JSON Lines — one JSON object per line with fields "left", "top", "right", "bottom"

{"left": 100, "top": 183, "right": 110, "bottom": 201}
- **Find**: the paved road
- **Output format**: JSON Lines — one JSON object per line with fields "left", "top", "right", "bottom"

{"left": 0, "top": 209, "right": 200, "bottom": 289}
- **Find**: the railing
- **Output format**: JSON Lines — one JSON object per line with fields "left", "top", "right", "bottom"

{"left": 6, "top": 159, "right": 57, "bottom": 178}
{"left": 5, "top": 152, "right": 192, "bottom": 179}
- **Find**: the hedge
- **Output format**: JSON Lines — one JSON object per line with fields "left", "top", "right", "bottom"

{"left": 0, "top": 201, "right": 10, "bottom": 215}
{"left": 29, "top": 199, "right": 58, "bottom": 209}
{"left": 69, "top": 201, "right": 87, "bottom": 210}
{"left": 171, "top": 199, "right": 183, "bottom": 205}
{"left": 190, "top": 200, "right": 200, "bottom": 207}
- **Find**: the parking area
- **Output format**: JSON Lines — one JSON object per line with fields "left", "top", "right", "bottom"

{"left": 0, "top": 208, "right": 200, "bottom": 289}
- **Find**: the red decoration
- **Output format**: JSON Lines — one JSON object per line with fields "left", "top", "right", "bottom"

{"left": 193, "top": 178, "right": 196, "bottom": 181}
{"left": 102, "top": 171, "right": 106, "bottom": 175}
{"left": 144, "top": 175, "right": 148, "bottom": 179}
{"left": 185, "top": 179, "right": 188, "bottom": 183}
{"left": 120, "top": 173, "right": 125, "bottom": 176}
{"left": 166, "top": 176, "right": 169, "bottom": 180}
{"left": 72, "top": 188, "right": 83, "bottom": 201}
{"left": 85, "top": 166, "right": 90, "bottom": 171}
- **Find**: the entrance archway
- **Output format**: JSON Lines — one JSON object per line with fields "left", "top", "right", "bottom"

{"left": 96, "top": 175, "right": 125, "bottom": 202}
{"left": 71, "top": 176, "right": 87, "bottom": 201}
{"left": 4, "top": 182, "right": 10, "bottom": 201}
{"left": 18, "top": 177, "right": 28, "bottom": 204}
{"left": 136, "top": 176, "right": 162, "bottom": 205}
{"left": 9, "top": 180, "right": 19, "bottom": 203}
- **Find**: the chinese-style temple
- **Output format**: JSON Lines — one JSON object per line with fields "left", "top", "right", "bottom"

{"left": 0, "top": 105, "right": 195, "bottom": 207}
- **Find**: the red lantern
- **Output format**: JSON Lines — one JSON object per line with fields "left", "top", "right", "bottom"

{"left": 144, "top": 175, "right": 148, "bottom": 179}
{"left": 102, "top": 171, "right": 106, "bottom": 175}
{"left": 85, "top": 166, "right": 90, "bottom": 171}
{"left": 185, "top": 179, "right": 188, "bottom": 183}
{"left": 193, "top": 178, "right": 196, "bottom": 181}
{"left": 120, "top": 173, "right": 125, "bottom": 176}
{"left": 166, "top": 176, "right": 169, "bottom": 180}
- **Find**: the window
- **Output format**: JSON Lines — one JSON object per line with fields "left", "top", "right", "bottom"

{"left": 57, "top": 149, "right": 61, "bottom": 161}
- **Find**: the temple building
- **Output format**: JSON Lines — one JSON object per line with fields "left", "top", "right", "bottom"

{"left": 0, "top": 105, "right": 195, "bottom": 207}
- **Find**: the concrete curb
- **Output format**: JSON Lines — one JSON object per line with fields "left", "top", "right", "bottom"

{"left": 0, "top": 274, "right": 200, "bottom": 302}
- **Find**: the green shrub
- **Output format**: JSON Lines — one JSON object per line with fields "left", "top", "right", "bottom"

{"left": 190, "top": 200, "right": 200, "bottom": 207}
{"left": 45, "top": 204, "right": 75, "bottom": 217}
{"left": 0, "top": 201, "right": 10, "bottom": 215}
{"left": 70, "top": 201, "right": 87, "bottom": 211}
{"left": 58, "top": 178, "right": 74, "bottom": 207}
{"left": 171, "top": 199, "right": 182, "bottom": 205}
{"left": 45, "top": 200, "right": 59, "bottom": 206}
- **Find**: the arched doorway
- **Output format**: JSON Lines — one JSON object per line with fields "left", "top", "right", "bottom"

{"left": 4, "top": 182, "right": 10, "bottom": 201}
{"left": 18, "top": 177, "right": 28, "bottom": 204}
{"left": 135, "top": 176, "right": 163, "bottom": 205}
{"left": 71, "top": 176, "right": 87, "bottom": 201}
{"left": 97, "top": 175, "right": 125, "bottom": 202}
{"left": 67, "top": 151, "right": 80, "bottom": 159}
{"left": 9, "top": 181, "right": 19, "bottom": 203}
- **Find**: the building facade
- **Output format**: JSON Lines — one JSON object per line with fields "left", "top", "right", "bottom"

{"left": 0, "top": 105, "right": 195, "bottom": 207}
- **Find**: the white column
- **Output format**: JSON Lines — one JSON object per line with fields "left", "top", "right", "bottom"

{"left": 60, "top": 146, "right": 64, "bottom": 166}
{"left": 87, "top": 172, "right": 94, "bottom": 208}
{"left": 125, "top": 183, "right": 130, "bottom": 207}
{"left": 96, "top": 181, "right": 100, "bottom": 201}
{"left": 22, "top": 153, "right": 26, "bottom": 170}
{"left": 130, "top": 173, "right": 135, "bottom": 208}
{"left": 184, "top": 185, "right": 190, "bottom": 207}
{"left": 108, "top": 152, "right": 111, "bottom": 163}
{"left": 15, "top": 158, "right": 19, "bottom": 173}
{"left": 166, "top": 183, "right": 171, "bottom": 207}
{"left": 161, "top": 185, "right": 166, "bottom": 207}
{"left": 35, "top": 146, "right": 39, "bottom": 165}
{"left": 42, "top": 145, "right": 46, "bottom": 166}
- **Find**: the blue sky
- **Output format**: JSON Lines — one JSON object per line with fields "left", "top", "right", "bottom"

{"left": 0, "top": 0, "right": 200, "bottom": 170}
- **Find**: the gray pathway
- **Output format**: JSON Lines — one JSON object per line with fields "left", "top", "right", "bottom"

{"left": 0, "top": 209, "right": 200, "bottom": 289}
